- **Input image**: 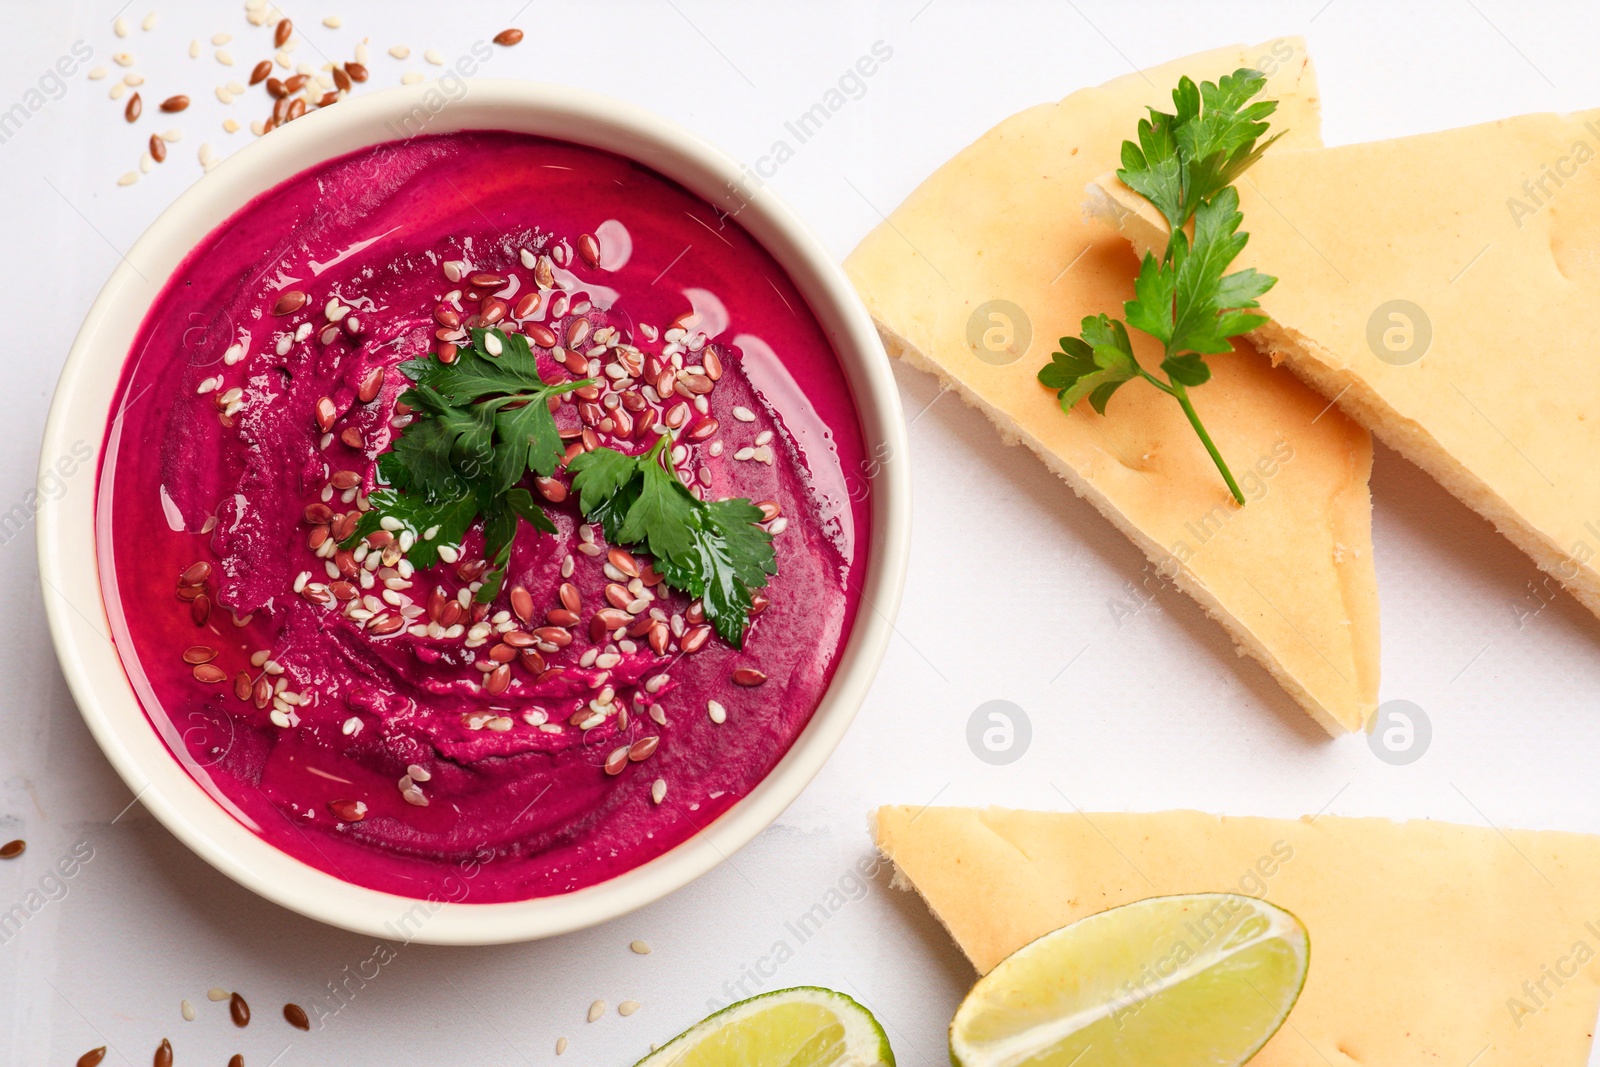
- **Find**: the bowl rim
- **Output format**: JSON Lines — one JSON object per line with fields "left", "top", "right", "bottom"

{"left": 38, "top": 78, "right": 909, "bottom": 945}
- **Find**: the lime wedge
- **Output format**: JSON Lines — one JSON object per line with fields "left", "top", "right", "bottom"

{"left": 950, "top": 893, "right": 1309, "bottom": 1067}
{"left": 636, "top": 986, "right": 895, "bottom": 1067}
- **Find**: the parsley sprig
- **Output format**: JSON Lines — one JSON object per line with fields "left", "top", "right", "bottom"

{"left": 347, "top": 325, "right": 777, "bottom": 646}
{"left": 1039, "top": 68, "right": 1282, "bottom": 505}
{"left": 569, "top": 437, "right": 775, "bottom": 647}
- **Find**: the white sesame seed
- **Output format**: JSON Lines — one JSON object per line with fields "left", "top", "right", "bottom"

{"left": 342, "top": 717, "right": 361, "bottom": 736}
{"left": 401, "top": 71, "right": 424, "bottom": 85}
{"left": 211, "top": 33, "right": 232, "bottom": 45}
{"left": 181, "top": 999, "right": 196, "bottom": 1021}
{"left": 114, "top": 16, "right": 129, "bottom": 37}
{"left": 755, "top": 430, "right": 774, "bottom": 446}
{"left": 216, "top": 49, "right": 234, "bottom": 66}
{"left": 630, "top": 939, "right": 651, "bottom": 954}
{"left": 484, "top": 332, "right": 503, "bottom": 356}
{"left": 323, "top": 15, "right": 343, "bottom": 28}
{"left": 732, "top": 406, "right": 756, "bottom": 422}
{"left": 618, "top": 1001, "right": 640, "bottom": 1017}
{"left": 556, "top": 1037, "right": 569, "bottom": 1056}
{"left": 88, "top": 67, "right": 107, "bottom": 80}
{"left": 651, "top": 779, "right": 667, "bottom": 804}
{"left": 733, "top": 447, "right": 755, "bottom": 461}
{"left": 587, "top": 1001, "right": 606, "bottom": 1023}
{"left": 708, "top": 700, "right": 726, "bottom": 724}
{"left": 389, "top": 44, "right": 411, "bottom": 59}
{"left": 189, "top": 39, "right": 201, "bottom": 59}
{"left": 141, "top": 11, "right": 157, "bottom": 31}
{"left": 424, "top": 48, "right": 444, "bottom": 65}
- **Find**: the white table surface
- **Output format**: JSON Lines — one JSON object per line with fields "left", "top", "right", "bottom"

{"left": 7, "top": 2, "right": 1600, "bottom": 1064}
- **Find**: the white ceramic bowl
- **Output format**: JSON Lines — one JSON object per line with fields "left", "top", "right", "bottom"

{"left": 39, "top": 80, "right": 909, "bottom": 944}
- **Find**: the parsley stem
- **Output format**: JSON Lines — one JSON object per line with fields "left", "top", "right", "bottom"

{"left": 1170, "top": 381, "right": 1244, "bottom": 506}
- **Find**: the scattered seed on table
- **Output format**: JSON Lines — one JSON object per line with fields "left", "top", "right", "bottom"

{"left": 124, "top": 92, "right": 141, "bottom": 122}
{"left": 619, "top": 1000, "right": 640, "bottom": 1016}
{"left": 153, "top": 1038, "right": 173, "bottom": 1067}
{"left": 0, "top": 839, "right": 24, "bottom": 859}
{"left": 629, "top": 939, "right": 651, "bottom": 954}
{"left": 180, "top": 998, "right": 196, "bottom": 1021}
{"left": 388, "top": 44, "right": 409, "bottom": 59}
{"left": 494, "top": 28, "right": 524, "bottom": 46}
{"left": 555, "top": 1037, "right": 569, "bottom": 1055}
{"left": 207, "top": 986, "right": 230, "bottom": 1001}
{"left": 230, "top": 991, "right": 250, "bottom": 1026}
{"left": 160, "top": 94, "right": 189, "bottom": 112}
{"left": 587, "top": 999, "right": 606, "bottom": 1022}
{"left": 283, "top": 1002, "right": 310, "bottom": 1030}
{"left": 76, "top": 1047, "right": 106, "bottom": 1067}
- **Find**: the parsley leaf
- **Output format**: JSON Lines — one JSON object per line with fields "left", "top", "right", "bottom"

{"left": 345, "top": 328, "right": 589, "bottom": 599}
{"left": 569, "top": 437, "right": 776, "bottom": 647}
{"left": 1118, "top": 68, "right": 1282, "bottom": 232}
{"left": 1039, "top": 68, "right": 1281, "bottom": 506}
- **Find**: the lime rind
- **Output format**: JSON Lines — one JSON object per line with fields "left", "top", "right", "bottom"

{"left": 635, "top": 985, "right": 895, "bottom": 1067}
{"left": 949, "top": 893, "right": 1310, "bottom": 1067}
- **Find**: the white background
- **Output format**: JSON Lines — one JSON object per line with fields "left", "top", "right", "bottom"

{"left": 5, "top": 2, "right": 1600, "bottom": 1064}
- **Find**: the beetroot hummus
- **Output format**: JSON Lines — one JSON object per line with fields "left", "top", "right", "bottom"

{"left": 97, "top": 131, "right": 869, "bottom": 903}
